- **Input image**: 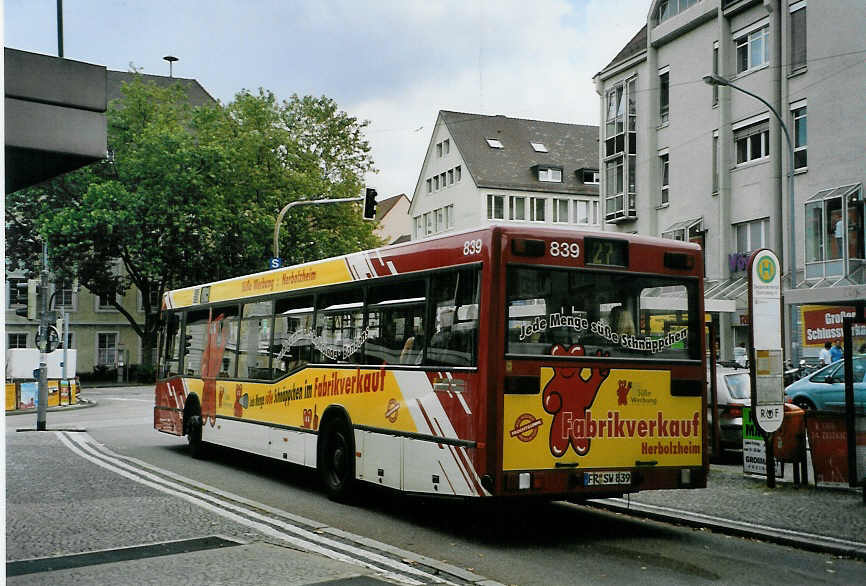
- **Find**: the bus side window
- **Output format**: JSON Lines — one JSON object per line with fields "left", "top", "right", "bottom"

{"left": 273, "top": 296, "right": 315, "bottom": 376}
{"left": 238, "top": 300, "right": 273, "bottom": 380}
{"left": 366, "top": 280, "right": 426, "bottom": 366}
{"left": 315, "top": 290, "right": 364, "bottom": 364}
{"left": 184, "top": 309, "right": 211, "bottom": 377}
{"left": 163, "top": 312, "right": 181, "bottom": 378}
{"left": 428, "top": 268, "right": 480, "bottom": 367}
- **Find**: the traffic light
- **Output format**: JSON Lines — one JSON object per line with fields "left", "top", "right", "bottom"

{"left": 183, "top": 334, "right": 193, "bottom": 355}
{"left": 363, "top": 187, "right": 377, "bottom": 221}
{"left": 14, "top": 280, "right": 39, "bottom": 320}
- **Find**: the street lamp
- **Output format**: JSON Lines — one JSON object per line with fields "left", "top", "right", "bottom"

{"left": 703, "top": 73, "right": 799, "bottom": 362}
{"left": 163, "top": 55, "right": 178, "bottom": 78}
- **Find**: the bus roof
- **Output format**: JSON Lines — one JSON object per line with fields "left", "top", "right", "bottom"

{"left": 163, "top": 224, "right": 701, "bottom": 310}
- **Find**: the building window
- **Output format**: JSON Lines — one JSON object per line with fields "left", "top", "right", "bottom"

{"left": 436, "top": 142, "right": 443, "bottom": 157}
{"left": 734, "top": 120, "right": 769, "bottom": 164}
{"left": 582, "top": 169, "right": 599, "bottom": 184}
{"left": 414, "top": 216, "right": 423, "bottom": 239}
{"left": 486, "top": 138, "right": 503, "bottom": 149}
{"left": 426, "top": 178, "right": 432, "bottom": 194}
{"left": 487, "top": 194, "right": 505, "bottom": 220}
{"left": 433, "top": 176, "right": 439, "bottom": 190}
{"left": 805, "top": 185, "right": 864, "bottom": 279}
{"left": 736, "top": 25, "right": 769, "bottom": 74}
{"left": 424, "top": 212, "right": 434, "bottom": 236}
{"left": 530, "top": 197, "right": 546, "bottom": 222}
{"left": 712, "top": 131, "right": 719, "bottom": 194}
{"left": 445, "top": 205, "right": 454, "bottom": 229}
{"left": 440, "top": 172, "right": 446, "bottom": 188}
{"left": 510, "top": 196, "right": 526, "bottom": 221}
{"left": 792, "top": 104, "right": 807, "bottom": 170}
{"left": 712, "top": 43, "right": 719, "bottom": 105}
{"left": 443, "top": 139, "right": 450, "bottom": 155}
{"left": 435, "top": 207, "right": 445, "bottom": 231}
{"left": 603, "top": 76, "right": 637, "bottom": 221}
{"left": 552, "top": 199, "right": 569, "bottom": 223}
{"left": 790, "top": 3, "right": 807, "bottom": 72}
{"left": 654, "top": 0, "right": 699, "bottom": 25}
{"left": 659, "top": 69, "right": 670, "bottom": 124}
{"left": 455, "top": 166, "right": 462, "bottom": 182}
{"left": 97, "top": 332, "right": 119, "bottom": 366}
{"left": 659, "top": 153, "right": 670, "bottom": 205}
{"left": 98, "top": 291, "right": 119, "bottom": 311}
{"left": 8, "top": 333, "right": 27, "bottom": 349}
{"left": 574, "top": 200, "right": 590, "bottom": 225}
{"left": 530, "top": 142, "right": 548, "bottom": 153}
{"left": 448, "top": 169, "right": 454, "bottom": 185}
{"left": 538, "top": 167, "right": 562, "bottom": 182}
{"left": 55, "top": 281, "right": 76, "bottom": 309}
{"left": 734, "top": 218, "right": 768, "bottom": 253}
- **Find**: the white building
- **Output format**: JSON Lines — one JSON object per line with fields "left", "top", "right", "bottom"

{"left": 409, "top": 111, "right": 600, "bottom": 239}
{"left": 594, "top": 0, "right": 865, "bottom": 361}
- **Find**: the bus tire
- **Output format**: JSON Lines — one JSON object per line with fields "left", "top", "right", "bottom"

{"left": 319, "top": 415, "right": 355, "bottom": 501}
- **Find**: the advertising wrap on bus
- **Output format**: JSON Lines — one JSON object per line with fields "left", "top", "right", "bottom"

{"left": 503, "top": 368, "right": 702, "bottom": 470}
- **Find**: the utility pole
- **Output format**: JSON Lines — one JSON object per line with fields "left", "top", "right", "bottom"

{"left": 36, "top": 243, "right": 50, "bottom": 431}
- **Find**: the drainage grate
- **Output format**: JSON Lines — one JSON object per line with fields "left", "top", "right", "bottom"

{"left": 6, "top": 535, "right": 241, "bottom": 577}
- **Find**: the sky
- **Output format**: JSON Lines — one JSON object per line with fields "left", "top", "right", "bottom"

{"left": 4, "top": 0, "right": 649, "bottom": 200}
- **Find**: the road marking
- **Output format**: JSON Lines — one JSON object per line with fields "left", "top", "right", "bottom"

{"left": 56, "top": 431, "right": 478, "bottom": 585}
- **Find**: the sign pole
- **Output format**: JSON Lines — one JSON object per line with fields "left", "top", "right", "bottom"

{"left": 747, "top": 248, "right": 785, "bottom": 488}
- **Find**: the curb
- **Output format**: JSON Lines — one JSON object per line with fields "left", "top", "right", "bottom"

{"left": 587, "top": 497, "right": 866, "bottom": 561}
{"left": 6, "top": 399, "right": 97, "bottom": 416}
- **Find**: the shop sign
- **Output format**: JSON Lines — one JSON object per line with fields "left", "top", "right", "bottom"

{"left": 742, "top": 406, "right": 783, "bottom": 477}
{"left": 800, "top": 305, "right": 864, "bottom": 347}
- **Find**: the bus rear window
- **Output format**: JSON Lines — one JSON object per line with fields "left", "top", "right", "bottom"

{"left": 506, "top": 267, "right": 699, "bottom": 360}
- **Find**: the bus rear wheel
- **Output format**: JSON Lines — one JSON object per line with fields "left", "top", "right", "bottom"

{"left": 319, "top": 418, "right": 355, "bottom": 501}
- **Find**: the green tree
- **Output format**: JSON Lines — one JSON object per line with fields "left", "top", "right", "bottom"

{"left": 5, "top": 78, "right": 381, "bottom": 373}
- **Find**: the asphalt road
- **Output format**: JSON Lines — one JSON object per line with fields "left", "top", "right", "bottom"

{"left": 6, "top": 385, "right": 865, "bottom": 585}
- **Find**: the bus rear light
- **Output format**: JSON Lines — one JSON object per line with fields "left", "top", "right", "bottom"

{"left": 511, "top": 238, "right": 546, "bottom": 257}
{"left": 518, "top": 472, "right": 531, "bottom": 490}
{"left": 680, "top": 468, "right": 692, "bottom": 486}
{"left": 724, "top": 404, "right": 743, "bottom": 418}
{"left": 664, "top": 251, "right": 695, "bottom": 270}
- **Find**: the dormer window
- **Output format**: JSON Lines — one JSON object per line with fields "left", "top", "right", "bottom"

{"left": 537, "top": 166, "right": 562, "bottom": 182}
{"left": 486, "top": 138, "right": 504, "bottom": 149}
{"left": 578, "top": 168, "right": 600, "bottom": 184}
{"left": 530, "top": 142, "right": 548, "bottom": 153}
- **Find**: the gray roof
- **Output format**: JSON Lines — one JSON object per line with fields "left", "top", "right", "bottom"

{"left": 107, "top": 70, "right": 217, "bottom": 108}
{"left": 440, "top": 111, "right": 599, "bottom": 196}
{"left": 599, "top": 25, "right": 647, "bottom": 75}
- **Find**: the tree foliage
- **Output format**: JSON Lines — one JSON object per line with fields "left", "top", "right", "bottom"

{"left": 5, "top": 78, "right": 381, "bottom": 368}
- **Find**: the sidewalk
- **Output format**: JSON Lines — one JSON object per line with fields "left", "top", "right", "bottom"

{"left": 591, "top": 456, "right": 866, "bottom": 559}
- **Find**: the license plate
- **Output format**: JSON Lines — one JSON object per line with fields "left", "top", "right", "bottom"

{"left": 583, "top": 471, "right": 631, "bottom": 486}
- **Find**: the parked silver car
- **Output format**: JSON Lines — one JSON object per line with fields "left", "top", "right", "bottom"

{"left": 707, "top": 366, "right": 751, "bottom": 451}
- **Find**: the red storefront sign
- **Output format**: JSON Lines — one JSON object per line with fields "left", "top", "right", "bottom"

{"left": 800, "top": 305, "right": 859, "bottom": 348}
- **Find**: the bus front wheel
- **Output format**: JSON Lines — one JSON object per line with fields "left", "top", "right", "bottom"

{"left": 319, "top": 417, "right": 355, "bottom": 501}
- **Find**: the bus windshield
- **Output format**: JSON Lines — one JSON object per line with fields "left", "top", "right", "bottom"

{"left": 506, "top": 267, "right": 700, "bottom": 360}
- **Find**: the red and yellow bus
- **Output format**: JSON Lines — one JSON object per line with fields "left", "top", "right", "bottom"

{"left": 155, "top": 225, "right": 707, "bottom": 500}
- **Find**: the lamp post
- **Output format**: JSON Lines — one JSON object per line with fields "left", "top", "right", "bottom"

{"left": 163, "top": 55, "right": 178, "bottom": 78}
{"left": 703, "top": 73, "right": 799, "bottom": 364}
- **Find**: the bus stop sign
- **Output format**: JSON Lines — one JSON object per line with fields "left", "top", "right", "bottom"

{"left": 748, "top": 249, "right": 784, "bottom": 434}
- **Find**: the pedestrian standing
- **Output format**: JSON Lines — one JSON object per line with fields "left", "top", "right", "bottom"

{"left": 829, "top": 339, "right": 843, "bottom": 363}
{"left": 819, "top": 341, "right": 832, "bottom": 365}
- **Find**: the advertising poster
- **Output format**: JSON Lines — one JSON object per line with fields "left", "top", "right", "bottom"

{"left": 18, "top": 382, "right": 37, "bottom": 410}
{"left": 6, "top": 383, "right": 18, "bottom": 411}
{"left": 806, "top": 413, "right": 849, "bottom": 487}
{"left": 742, "top": 407, "right": 783, "bottom": 478}
{"left": 800, "top": 305, "right": 865, "bottom": 348}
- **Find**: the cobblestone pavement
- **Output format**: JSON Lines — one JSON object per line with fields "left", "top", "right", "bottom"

{"left": 594, "top": 457, "right": 866, "bottom": 558}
